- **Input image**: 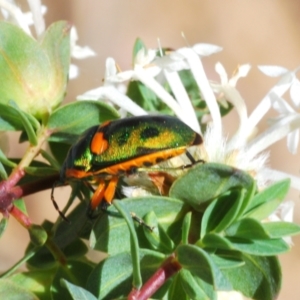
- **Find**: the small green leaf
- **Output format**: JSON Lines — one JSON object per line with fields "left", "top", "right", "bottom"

{"left": 0, "top": 103, "right": 34, "bottom": 131}
{"left": 132, "top": 38, "right": 147, "bottom": 63}
{"left": 86, "top": 249, "right": 165, "bottom": 300}
{"left": 51, "top": 260, "right": 93, "bottom": 300}
{"left": 61, "top": 279, "right": 97, "bottom": 300}
{"left": 225, "top": 218, "right": 270, "bottom": 240}
{"left": 227, "top": 237, "right": 289, "bottom": 255}
{"left": 0, "top": 279, "right": 38, "bottom": 300}
{"left": 48, "top": 100, "right": 119, "bottom": 136}
{"left": 10, "top": 270, "right": 56, "bottom": 300}
{"left": 127, "top": 81, "right": 170, "bottom": 113}
{"left": 143, "top": 210, "right": 175, "bottom": 253}
{"left": 176, "top": 244, "right": 232, "bottom": 291}
{"left": 170, "top": 163, "right": 254, "bottom": 211}
{"left": 201, "top": 233, "right": 233, "bottom": 250}
{"left": 113, "top": 200, "right": 142, "bottom": 289}
{"left": 49, "top": 141, "right": 71, "bottom": 165}
{"left": 245, "top": 179, "right": 290, "bottom": 218}
{"left": 14, "top": 198, "right": 28, "bottom": 215}
{"left": 210, "top": 253, "right": 244, "bottom": 269}
{"left": 0, "top": 162, "right": 7, "bottom": 179}
{"left": 222, "top": 254, "right": 281, "bottom": 300}
{"left": 179, "top": 269, "right": 216, "bottom": 300}
{"left": 39, "top": 149, "right": 60, "bottom": 170}
{"left": 168, "top": 273, "right": 189, "bottom": 300}
{"left": 8, "top": 101, "right": 38, "bottom": 145}
{"left": 182, "top": 212, "right": 192, "bottom": 244}
{"left": 0, "top": 147, "right": 17, "bottom": 168}
{"left": 263, "top": 221, "right": 300, "bottom": 238}
{"left": 245, "top": 198, "right": 285, "bottom": 221}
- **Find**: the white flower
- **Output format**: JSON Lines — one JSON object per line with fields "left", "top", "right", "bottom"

{"left": 69, "top": 26, "right": 96, "bottom": 79}
{"left": 70, "top": 26, "right": 96, "bottom": 60}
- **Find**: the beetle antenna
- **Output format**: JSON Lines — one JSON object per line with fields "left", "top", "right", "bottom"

{"left": 51, "top": 182, "right": 70, "bottom": 223}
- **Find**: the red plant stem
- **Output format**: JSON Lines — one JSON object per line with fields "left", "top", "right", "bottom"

{"left": 128, "top": 254, "right": 182, "bottom": 300}
{"left": 9, "top": 205, "right": 32, "bottom": 228}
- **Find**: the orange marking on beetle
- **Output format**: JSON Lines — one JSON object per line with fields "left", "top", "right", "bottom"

{"left": 65, "top": 147, "right": 187, "bottom": 180}
{"left": 100, "top": 147, "right": 186, "bottom": 175}
{"left": 90, "top": 132, "right": 108, "bottom": 155}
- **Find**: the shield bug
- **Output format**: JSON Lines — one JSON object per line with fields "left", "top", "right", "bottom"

{"left": 51, "top": 115, "right": 202, "bottom": 219}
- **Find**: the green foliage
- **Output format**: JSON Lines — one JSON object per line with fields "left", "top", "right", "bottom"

{"left": 0, "top": 30, "right": 298, "bottom": 300}
{"left": 0, "top": 21, "right": 71, "bottom": 121}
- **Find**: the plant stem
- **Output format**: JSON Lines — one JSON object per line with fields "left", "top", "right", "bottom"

{"left": 128, "top": 254, "right": 181, "bottom": 300}
{"left": 0, "top": 126, "right": 51, "bottom": 215}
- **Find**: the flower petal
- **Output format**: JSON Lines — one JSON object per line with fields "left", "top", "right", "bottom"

{"left": 77, "top": 86, "right": 147, "bottom": 116}
{"left": 258, "top": 65, "right": 288, "bottom": 77}
{"left": 287, "top": 129, "right": 299, "bottom": 154}
{"left": 193, "top": 43, "right": 223, "bottom": 56}
{"left": 290, "top": 77, "right": 300, "bottom": 108}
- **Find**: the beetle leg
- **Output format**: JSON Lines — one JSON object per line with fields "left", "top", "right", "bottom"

{"left": 104, "top": 177, "right": 119, "bottom": 204}
{"left": 90, "top": 180, "right": 106, "bottom": 210}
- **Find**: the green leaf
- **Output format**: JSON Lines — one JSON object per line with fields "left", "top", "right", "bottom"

{"left": 210, "top": 252, "right": 244, "bottom": 269}
{"left": 86, "top": 249, "right": 165, "bottom": 300}
{"left": 61, "top": 279, "right": 97, "bottom": 300}
{"left": 176, "top": 244, "right": 232, "bottom": 291}
{"left": 182, "top": 212, "right": 192, "bottom": 245}
{"left": 90, "top": 196, "right": 187, "bottom": 255}
{"left": 201, "top": 233, "right": 234, "bottom": 250}
{"left": 200, "top": 189, "right": 245, "bottom": 238}
{"left": 0, "top": 161, "right": 7, "bottom": 179}
{"left": 51, "top": 260, "right": 93, "bottom": 300}
{"left": 167, "top": 273, "right": 189, "bottom": 300}
{"left": 245, "top": 179, "right": 290, "bottom": 220}
{"left": 26, "top": 220, "right": 88, "bottom": 269}
{"left": 0, "top": 278, "right": 38, "bottom": 300}
{"left": 170, "top": 163, "right": 254, "bottom": 211}
{"left": 40, "top": 149, "right": 61, "bottom": 170}
{"left": 14, "top": 198, "right": 28, "bottom": 215}
{"left": 179, "top": 269, "right": 216, "bottom": 300}
{"left": 227, "top": 237, "right": 289, "bottom": 256}
{"left": 132, "top": 38, "right": 147, "bottom": 63}
{"left": 47, "top": 100, "right": 119, "bottom": 136}
{"left": 0, "top": 103, "right": 38, "bottom": 131}
{"left": 0, "top": 147, "right": 16, "bottom": 168}
{"left": 143, "top": 210, "right": 175, "bottom": 253}
{"left": 10, "top": 270, "right": 56, "bottom": 300}
{"left": 263, "top": 221, "right": 300, "bottom": 238}
{"left": 222, "top": 255, "right": 281, "bottom": 300}
{"left": 225, "top": 218, "right": 270, "bottom": 240}
{"left": 127, "top": 81, "right": 170, "bottom": 113}
{"left": 8, "top": 101, "right": 38, "bottom": 145}
{"left": 113, "top": 200, "right": 142, "bottom": 289}
{"left": 49, "top": 141, "right": 71, "bottom": 165}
